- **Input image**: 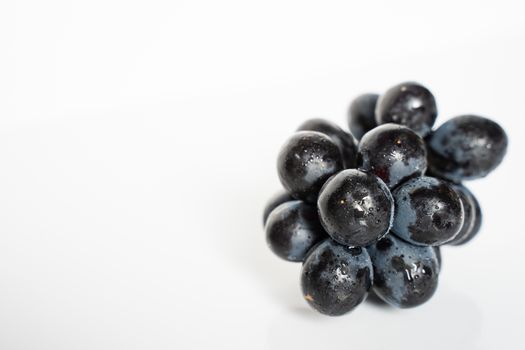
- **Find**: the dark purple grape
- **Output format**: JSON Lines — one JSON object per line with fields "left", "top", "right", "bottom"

{"left": 392, "top": 176, "right": 464, "bottom": 246}
{"left": 277, "top": 131, "right": 343, "bottom": 203}
{"left": 262, "top": 190, "right": 294, "bottom": 227}
{"left": 301, "top": 239, "right": 372, "bottom": 316}
{"left": 297, "top": 118, "right": 358, "bottom": 168}
{"left": 265, "top": 200, "right": 327, "bottom": 262}
{"left": 317, "top": 169, "right": 394, "bottom": 247}
{"left": 348, "top": 93, "right": 379, "bottom": 140}
{"left": 447, "top": 185, "right": 483, "bottom": 246}
{"left": 358, "top": 123, "right": 427, "bottom": 189}
{"left": 376, "top": 82, "right": 437, "bottom": 137}
{"left": 427, "top": 115, "right": 508, "bottom": 182}
{"left": 368, "top": 235, "right": 439, "bottom": 308}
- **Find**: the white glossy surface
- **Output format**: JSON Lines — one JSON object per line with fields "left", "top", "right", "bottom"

{"left": 1, "top": 1, "right": 524, "bottom": 349}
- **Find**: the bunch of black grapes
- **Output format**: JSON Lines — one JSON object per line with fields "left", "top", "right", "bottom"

{"left": 263, "top": 82, "right": 508, "bottom": 315}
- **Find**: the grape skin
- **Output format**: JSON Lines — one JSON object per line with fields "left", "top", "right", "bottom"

{"left": 368, "top": 235, "right": 440, "bottom": 308}
{"left": 317, "top": 169, "right": 394, "bottom": 247}
{"left": 392, "top": 176, "right": 464, "bottom": 246}
{"left": 301, "top": 239, "right": 373, "bottom": 316}
{"left": 297, "top": 118, "right": 358, "bottom": 169}
{"left": 358, "top": 123, "right": 427, "bottom": 189}
{"left": 265, "top": 200, "right": 328, "bottom": 262}
{"left": 427, "top": 115, "right": 508, "bottom": 182}
{"left": 277, "top": 131, "right": 343, "bottom": 203}
{"left": 348, "top": 93, "right": 379, "bottom": 140}
{"left": 375, "top": 82, "right": 437, "bottom": 137}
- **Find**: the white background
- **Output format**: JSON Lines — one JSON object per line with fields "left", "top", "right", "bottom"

{"left": 1, "top": 1, "right": 524, "bottom": 349}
